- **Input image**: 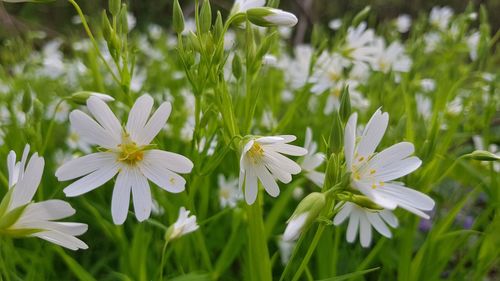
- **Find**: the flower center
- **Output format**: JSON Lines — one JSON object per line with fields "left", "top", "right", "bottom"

{"left": 117, "top": 133, "right": 145, "bottom": 165}
{"left": 248, "top": 142, "right": 264, "bottom": 162}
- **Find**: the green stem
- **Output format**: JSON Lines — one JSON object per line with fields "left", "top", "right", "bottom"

{"left": 159, "top": 239, "right": 170, "bottom": 281}
{"left": 245, "top": 194, "right": 272, "bottom": 281}
{"left": 40, "top": 98, "right": 65, "bottom": 155}
{"left": 68, "top": 0, "right": 121, "bottom": 85}
{"left": 290, "top": 225, "right": 325, "bottom": 281}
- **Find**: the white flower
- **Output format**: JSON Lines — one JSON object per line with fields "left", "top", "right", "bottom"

{"left": 344, "top": 109, "right": 435, "bottom": 218}
{"left": 415, "top": 94, "right": 432, "bottom": 120}
{"left": 239, "top": 135, "right": 307, "bottom": 204}
{"left": 231, "top": 0, "right": 265, "bottom": 14}
{"left": 46, "top": 100, "right": 70, "bottom": 123}
{"left": 467, "top": 31, "right": 480, "bottom": 61}
{"left": 56, "top": 94, "right": 194, "bottom": 225}
{"left": 333, "top": 202, "right": 398, "bottom": 247}
{"left": 423, "top": 32, "right": 441, "bottom": 53}
{"left": 395, "top": 14, "right": 411, "bottom": 33}
{"left": 218, "top": 174, "right": 242, "bottom": 208}
{"left": 430, "top": 6, "right": 453, "bottom": 30}
{"left": 420, "top": 78, "right": 436, "bottom": 92}
{"left": 342, "top": 22, "right": 378, "bottom": 63}
{"left": 310, "top": 52, "right": 349, "bottom": 94}
{"left": 328, "top": 18, "right": 342, "bottom": 30}
{"left": 367, "top": 39, "right": 412, "bottom": 74}
{"left": 1, "top": 145, "right": 88, "bottom": 250}
{"left": 283, "top": 212, "right": 308, "bottom": 241}
{"left": 279, "top": 45, "right": 313, "bottom": 91}
{"left": 300, "top": 127, "right": 325, "bottom": 187}
{"left": 277, "top": 237, "right": 295, "bottom": 265}
{"left": 167, "top": 207, "right": 199, "bottom": 241}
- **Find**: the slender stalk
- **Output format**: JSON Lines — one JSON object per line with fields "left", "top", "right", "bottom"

{"left": 245, "top": 194, "right": 272, "bottom": 281}
{"left": 290, "top": 225, "right": 325, "bottom": 281}
{"left": 40, "top": 98, "right": 65, "bottom": 155}
{"left": 159, "top": 239, "right": 170, "bottom": 281}
{"left": 68, "top": 0, "right": 121, "bottom": 85}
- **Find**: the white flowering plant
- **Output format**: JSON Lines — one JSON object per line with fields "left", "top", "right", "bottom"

{"left": 0, "top": 0, "right": 498, "bottom": 280}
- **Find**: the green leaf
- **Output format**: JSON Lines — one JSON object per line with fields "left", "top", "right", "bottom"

{"left": 315, "top": 267, "right": 380, "bottom": 281}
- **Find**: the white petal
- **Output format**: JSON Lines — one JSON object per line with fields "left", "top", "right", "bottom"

{"left": 305, "top": 171, "right": 325, "bottom": 187}
{"left": 19, "top": 200, "right": 75, "bottom": 222}
{"left": 135, "top": 102, "right": 172, "bottom": 145}
{"left": 346, "top": 209, "right": 360, "bottom": 243}
{"left": 112, "top": 169, "right": 132, "bottom": 225}
{"left": 333, "top": 202, "right": 353, "bottom": 225}
{"left": 301, "top": 154, "right": 324, "bottom": 171}
{"left": 142, "top": 150, "right": 193, "bottom": 174}
{"left": 283, "top": 213, "right": 308, "bottom": 241}
{"left": 366, "top": 211, "right": 392, "bottom": 238}
{"left": 139, "top": 160, "right": 186, "bottom": 193}
{"left": 372, "top": 156, "right": 422, "bottom": 182}
{"left": 265, "top": 160, "right": 292, "bottom": 184}
{"left": 379, "top": 183, "right": 435, "bottom": 211}
{"left": 126, "top": 94, "right": 154, "bottom": 141}
{"left": 344, "top": 113, "right": 357, "bottom": 170}
{"left": 69, "top": 110, "right": 119, "bottom": 149}
{"left": 244, "top": 166, "right": 258, "bottom": 204}
{"left": 256, "top": 136, "right": 284, "bottom": 144}
{"left": 255, "top": 164, "right": 280, "bottom": 197}
{"left": 359, "top": 213, "right": 372, "bottom": 247}
{"left": 32, "top": 230, "right": 88, "bottom": 250}
{"left": 263, "top": 151, "right": 301, "bottom": 174}
{"left": 266, "top": 143, "right": 308, "bottom": 156}
{"left": 56, "top": 152, "right": 117, "bottom": 181}
{"left": 380, "top": 209, "right": 399, "bottom": 228}
{"left": 10, "top": 154, "right": 44, "bottom": 211}
{"left": 364, "top": 142, "right": 415, "bottom": 172}
{"left": 357, "top": 109, "right": 389, "bottom": 159}
{"left": 63, "top": 162, "right": 119, "bottom": 197}
{"left": 7, "top": 150, "right": 17, "bottom": 187}
{"left": 86, "top": 96, "right": 122, "bottom": 143}
{"left": 130, "top": 169, "right": 152, "bottom": 222}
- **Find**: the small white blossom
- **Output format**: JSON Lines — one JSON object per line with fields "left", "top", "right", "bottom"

{"left": 430, "top": 6, "right": 453, "bottom": 30}
{"left": 300, "top": 127, "right": 325, "bottom": 187}
{"left": 218, "top": 174, "right": 242, "bottom": 208}
{"left": 344, "top": 109, "right": 435, "bottom": 218}
{"left": 1, "top": 145, "right": 88, "bottom": 250}
{"left": 56, "top": 94, "right": 194, "bottom": 225}
{"left": 167, "top": 207, "right": 199, "bottom": 240}
{"left": 239, "top": 135, "right": 307, "bottom": 204}
{"left": 328, "top": 18, "right": 342, "bottom": 30}
{"left": 395, "top": 14, "right": 411, "bottom": 33}
{"left": 333, "top": 202, "right": 398, "bottom": 247}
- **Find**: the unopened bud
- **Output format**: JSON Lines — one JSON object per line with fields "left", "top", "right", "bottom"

{"left": 464, "top": 150, "right": 500, "bottom": 162}
{"left": 70, "top": 91, "right": 115, "bottom": 105}
{"left": 246, "top": 7, "right": 298, "bottom": 27}
{"left": 173, "top": 0, "right": 185, "bottom": 34}
{"left": 283, "top": 192, "right": 326, "bottom": 241}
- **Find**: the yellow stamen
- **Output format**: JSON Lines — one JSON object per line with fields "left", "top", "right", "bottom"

{"left": 117, "top": 133, "right": 145, "bottom": 165}
{"left": 248, "top": 142, "right": 264, "bottom": 162}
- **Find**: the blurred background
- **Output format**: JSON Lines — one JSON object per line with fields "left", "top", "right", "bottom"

{"left": 1, "top": 0, "right": 500, "bottom": 43}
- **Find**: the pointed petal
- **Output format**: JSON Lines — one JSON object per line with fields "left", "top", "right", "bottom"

{"left": 56, "top": 152, "right": 117, "bottom": 181}
{"left": 255, "top": 164, "right": 280, "bottom": 197}
{"left": 130, "top": 169, "right": 152, "bottom": 222}
{"left": 244, "top": 166, "right": 258, "bottom": 204}
{"left": 10, "top": 154, "right": 44, "bottom": 210}
{"left": 266, "top": 144, "right": 308, "bottom": 156}
{"left": 135, "top": 102, "right": 172, "bottom": 145}
{"left": 69, "top": 110, "right": 119, "bottom": 149}
{"left": 139, "top": 160, "right": 186, "bottom": 193}
{"left": 126, "top": 94, "right": 154, "bottom": 141}
{"left": 357, "top": 109, "right": 388, "bottom": 159}
{"left": 32, "top": 230, "right": 88, "bottom": 250}
{"left": 366, "top": 211, "right": 392, "bottom": 238}
{"left": 333, "top": 202, "right": 353, "bottom": 225}
{"left": 142, "top": 150, "right": 193, "bottom": 174}
{"left": 86, "top": 96, "right": 122, "bottom": 142}
{"left": 112, "top": 169, "right": 132, "bottom": 225}
{"left": 63, "top": 162, "right": 119, "bottom": 197}
{"left": 344, "top": 113, "right": 357, "bottom": 170}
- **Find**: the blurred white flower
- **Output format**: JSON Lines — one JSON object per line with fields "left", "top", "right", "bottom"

{"left": 467, "top": 31, "right": 480, "bottom": 61}
{"left": 344, "top": 109, "right": 435, "bottom": 218}
{"left": 300, "top": 127, "right": 325, "bottom": 187}
{"left": 1, "top": 145, "right": 88, "bottom": 250}
{"left": 231, "top": 0, "right": 265, "bottom": 14}
{"left": 280, "top": 45, "right": 313, "bottom": 91}
{"left": 218, "top": 174, "right": 242, "bottom": 208}
{"left": 423, "top": 32, "right": 441, "bottom": 53}
{"left": 415, "top": 94, "right": 432, "bottom": 120}
{"left": 395, "top": 14, "right": 411, "bottom": 33}
{"left": 367, "top": 39, "right": 412, "bottom": 73}
{"left": 420, "top": 78, "right": 436, "bottom": 92}
{"left": 430, "top": 6, "right": 453, "bottom": 30}
{"left": 46, "top": 100, "right": 70, "bottom": 123}
{"left": 333, "top": 202, "right": 398, "bottom": 247}
{"left": 239, "top": 135, "right": 307, "bottom": 204}
{"left": 342, "top": 22, "right": 378, "bottom": 63}
{"left": 167, "top": 207, "right": 199, "bottom": 241}
{"left": 56, "top": 94, "right": 193, "bottom": 224}
{"left": 328, "top": 18, "right": 342, "bottom": 30}
{"left": 278, "top": 237, "right": 295, "bottom": 265}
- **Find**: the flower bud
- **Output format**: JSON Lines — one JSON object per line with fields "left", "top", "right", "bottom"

{"left": 464, "top": 150, "right": 500, "bottom": 162}
{"left": 339, "top": 86, "right": 351, "bottom": 123}
{"left": 109, "top": 0, "right": 121, "bottom": 17}
{"left": 70, "top": 91, "right": 115, "bottom": 105}
{"left": 283, "top": 192, "right": 326, "bottom": 241}
{"left": 352, "top": 6, "right": 371, "bottom": 27}
{"left": 119, "top": 4, "right": 129, "bottom": 34}
{"left": 246, "top": 7, "right": 298, "bottom": 27}
{"left": 200, "top": 0, "right": 212, "bottom": 34}
{"left": 172, "top": 0, "right": 185, "bottom": 34}
{"left": 232, "top": 54, "right": 243, "bottom": 79}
